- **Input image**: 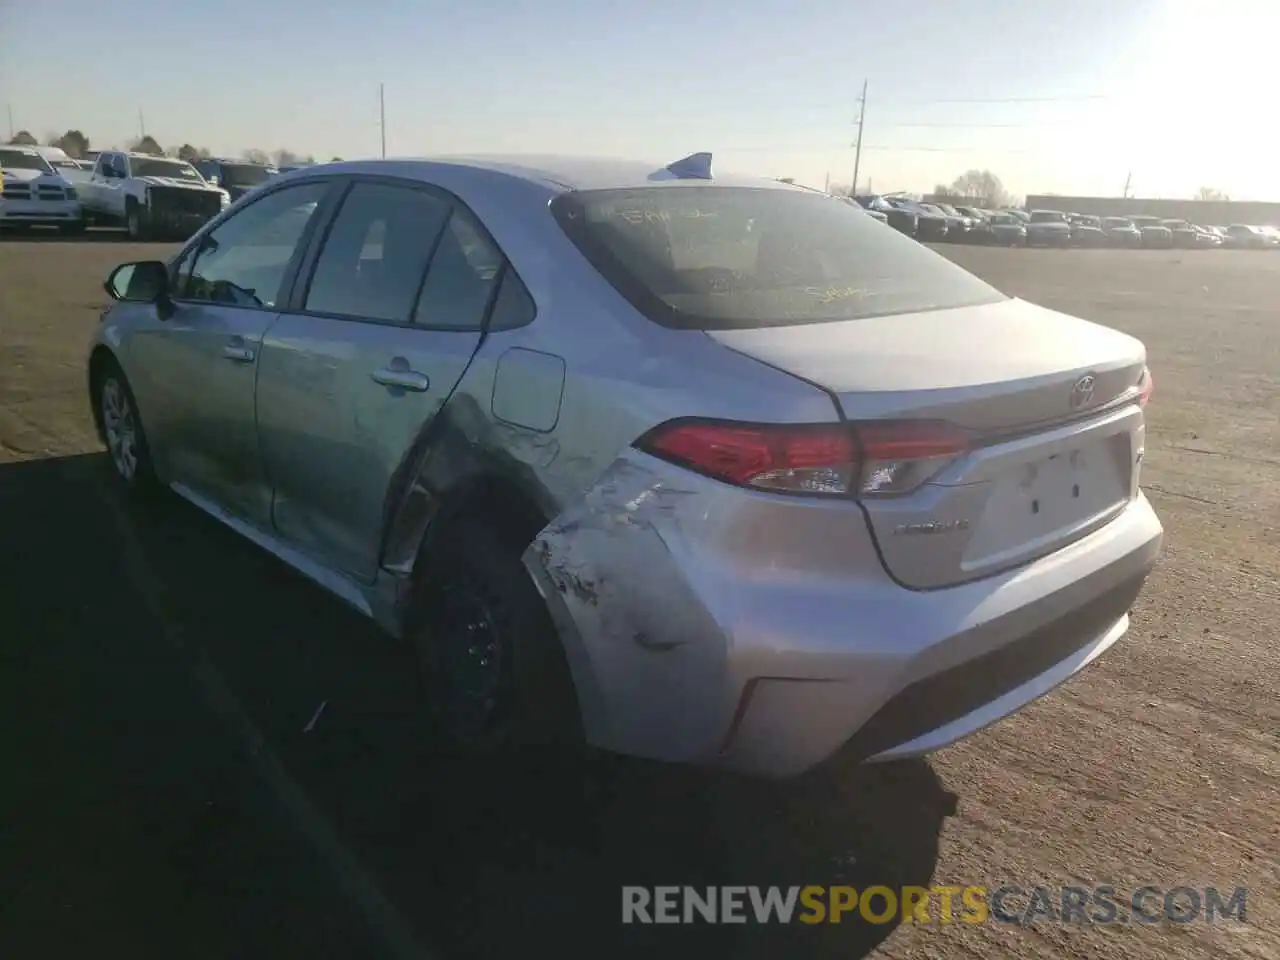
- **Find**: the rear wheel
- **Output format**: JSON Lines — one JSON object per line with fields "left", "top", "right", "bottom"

{"left": 408, "top": 518, "right": 582, "bottom": 756}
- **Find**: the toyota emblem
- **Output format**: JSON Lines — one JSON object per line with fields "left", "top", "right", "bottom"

{"left": 1069, "top": 374, "right": 1097, "bottom": 410}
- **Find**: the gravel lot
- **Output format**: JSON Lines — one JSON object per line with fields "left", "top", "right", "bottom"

{"left": 2, "top": 232, "right": 1277, "bottom": 960}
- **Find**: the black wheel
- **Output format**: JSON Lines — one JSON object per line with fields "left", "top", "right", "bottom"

{"left": 95, "top": 359, "right": 160, "bottom": 496}
{"left": 125, "top": 201, "right": 149, "bottom": 241}
{"left": 408, "top": 519, "right": 582, "bottom": 755}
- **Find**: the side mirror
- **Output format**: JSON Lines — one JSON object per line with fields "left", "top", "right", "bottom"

{"left": 105, "top": 261, "right": 170, "bottom": 303}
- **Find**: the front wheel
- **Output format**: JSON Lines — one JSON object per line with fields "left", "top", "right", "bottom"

{"left": 408, "top": 519, "right": 583, "bottom": 756}
{"left": 97, "top": 362, "right": 160, "bottom": 496}
{"left": 125, "top": 202, "right": 149, "bottom": 241}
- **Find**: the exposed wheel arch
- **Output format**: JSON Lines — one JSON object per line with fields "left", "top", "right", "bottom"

{"left": 416, "top": 473, "right": 553, "bottom": 569}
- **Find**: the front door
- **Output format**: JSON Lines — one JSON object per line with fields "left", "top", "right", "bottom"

{"left": 255, "top": 180, "right": 505, "bottom": 580}
{"left": 128, "top": 179, "right": 331, "bottom": 524}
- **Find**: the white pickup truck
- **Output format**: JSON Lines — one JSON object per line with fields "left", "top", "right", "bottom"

{"left": 0, "top": 145, "right": 85, "bottom": 234}
{"left": 80, "top": 151, "right": 229, "bottom": 240}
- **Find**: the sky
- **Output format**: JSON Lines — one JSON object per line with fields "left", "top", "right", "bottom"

{"left": 2, "top": 0, "right": 1278, "bottom": 200}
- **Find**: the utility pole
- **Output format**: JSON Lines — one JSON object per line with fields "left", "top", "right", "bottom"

{"left": 138, "top": 108, "right": 146, "bottom": 139}
{"left": 851, "top": 79, "right": 868, "bottom": 197}
{"left": 1122, "top": 171, "right": 1132, "bottom": 199}
{"left": 824, "top": 170, "right": 830, "bottom": 192}
{"left": 6, "top": 104, "right": 13, "bottom": 140}
{"left": 379, "top": 83, "right": 386, "bottom": 159}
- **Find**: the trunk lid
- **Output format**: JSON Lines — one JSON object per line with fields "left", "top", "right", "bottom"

{"left": 709, "top": 297, "right": 1148, "bottom": 588}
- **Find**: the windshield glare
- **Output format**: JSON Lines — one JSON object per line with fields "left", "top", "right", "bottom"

{"left": 131, "top": 157, "right": 203, "bottom": 180}
{"left": 0, "top": 150, "right": 53, "bottom": 173}
{"left": 550, "top": 186, "right": 1006, "bottom": 331}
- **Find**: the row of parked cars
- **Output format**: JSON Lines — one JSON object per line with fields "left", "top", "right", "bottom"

{"left": 0, "top": 144, "right": 288, "bottom": 238}
{"left": 853, "top": 193, "right": 1280, "bottom": 250}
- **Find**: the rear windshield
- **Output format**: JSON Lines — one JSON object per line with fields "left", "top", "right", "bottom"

{"left": 1030, "top": 211, "right": 1066, "bottom": 223}
{"left": 549, "top": 186, "right": 1004, "bottom": 331}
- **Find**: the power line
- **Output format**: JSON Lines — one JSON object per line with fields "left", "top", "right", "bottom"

{"left": 872, "top": 94, "right": 1107, "bottom": 105}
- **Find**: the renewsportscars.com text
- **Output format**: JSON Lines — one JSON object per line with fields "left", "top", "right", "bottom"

{"left": 621, "top": 884, "right": 1248, "bottom": 926}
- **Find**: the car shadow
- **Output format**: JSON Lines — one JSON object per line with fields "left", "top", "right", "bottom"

{"left": 2, "top": 452, "right": 956, "bottom": 959}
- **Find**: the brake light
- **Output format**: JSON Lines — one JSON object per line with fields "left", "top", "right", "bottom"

{"left": 635, "top": 418, "right": 971, "bottom": 497}
{"left": 1137, "top": 367, "right": 1154, "bottom": 408}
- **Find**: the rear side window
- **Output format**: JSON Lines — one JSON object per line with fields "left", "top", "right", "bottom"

{"left": 550, "top": 186, "right": 1003, "bottom": 330}
{"left": 412, "top": 211, "right": 503, "bottom": 330}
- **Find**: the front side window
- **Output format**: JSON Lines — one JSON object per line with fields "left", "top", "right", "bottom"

{"left": 304, "top": 181, "right": 451, "bottom": 323}
{"left": 175, "top": 181, "right": 328, "bottom": 308}
{"left": 551, "top": 186, "right": 1004, "bottom": 330}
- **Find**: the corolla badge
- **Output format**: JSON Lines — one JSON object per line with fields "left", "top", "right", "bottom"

{"left": 1069, "top": 374, "right": 1097, "bottom": 410}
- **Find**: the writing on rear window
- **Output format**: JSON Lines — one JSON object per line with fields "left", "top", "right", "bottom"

{"left": 552, "top": 186, "right": 1005, "bottom": 331}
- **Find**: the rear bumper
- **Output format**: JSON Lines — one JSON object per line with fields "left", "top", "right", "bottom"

{"left": 526, "top": 451, "right": 1163, "bottom": 778}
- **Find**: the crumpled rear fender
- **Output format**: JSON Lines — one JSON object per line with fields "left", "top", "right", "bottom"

{"left": 522, "top": 454, "right": 738, "bottom": 762}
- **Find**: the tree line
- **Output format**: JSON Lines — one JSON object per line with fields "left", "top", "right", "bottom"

{"left": 6, "top": 128, "right": 340, "bottom": 167}
{"left": 6, "top": 132, "right": 1233, "bottom": 202}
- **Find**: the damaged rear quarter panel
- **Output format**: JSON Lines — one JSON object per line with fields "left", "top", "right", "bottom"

{"left": 524, "top": 455, "right": 740, "bottom": 761}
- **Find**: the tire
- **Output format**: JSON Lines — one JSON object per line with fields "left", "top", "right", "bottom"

{"left": 407, "top": 518, "right": 583, "bottom": 756}
{"left": 125, "top": 201, "right": 149, "bottom": 241}
{"left": 96, "top": 360, "right": 160, "bottom": 496}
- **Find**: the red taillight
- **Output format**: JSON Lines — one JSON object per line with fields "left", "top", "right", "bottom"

{"left": 1137, "top": 367, "right": 1154, "bottom": 408}
{"left": 635, "top": 418, "right": 970, "bottom": 497}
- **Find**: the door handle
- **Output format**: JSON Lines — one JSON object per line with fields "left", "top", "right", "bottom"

{"left": 371, "top": 359, "right": 429, "bottom": 392}
{"left": 223, "top": 343, "right": 255, "bottom": 362}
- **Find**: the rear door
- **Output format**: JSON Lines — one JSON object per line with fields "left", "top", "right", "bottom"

{"left": 255, "top": 178, "right": 505, "bottom": 580}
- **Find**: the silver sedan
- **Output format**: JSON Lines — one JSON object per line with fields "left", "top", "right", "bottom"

{"left": 88, "top": 153, "right": 1162, "bottom": 777}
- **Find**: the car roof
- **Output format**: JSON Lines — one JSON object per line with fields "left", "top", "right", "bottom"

{"left": 1, "top": 145, "right": 40, "bottom": 155}
{"left": 287, "top": 153, "right": 801, "bottom": 194}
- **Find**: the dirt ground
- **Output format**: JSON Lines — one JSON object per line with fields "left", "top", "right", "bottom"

{"left": 1, "top": 232, "right": 1276, "bottom": 960}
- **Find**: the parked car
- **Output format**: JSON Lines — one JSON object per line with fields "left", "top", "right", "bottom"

{"left": 1066, "top": 213, "right": 1107, "bottom": 247}
{"left": 881, "top": 195, "right": 948, "bottom": 241}
{"left": 1126, "top": 216, "right": 1173, "bottom": 249}
{"left": 86, "top": 151, "right": 1162, "bottom": 778}
{"left": 982, "top": 211, "right": 1028, "bottom": 246}
{"left": 1101, "top": 217, "right": 1142, "bottom": 247}
{"left": 1159, "top": 219, "right": 1202, "bottom": 248}
{"left": 928, "top": 202, "right": 972, "bottom": 241}
{"left": 80, "top": 151, "right": 229, "bottom": 240}
{"left": 193, "top": 158, "right": 279, "bottom": 203}
{"left": 0, "top": 145, "right": 85, "bottom": 234}
{"left": 32, "top": 146, "right": 92, "bottom": 185}
{"left": 1222, "top": 224, "right": 1273, "bottom": 249}
{"left": 1026, "top": 209, "right": 1073, "bottom": 247}
{"left": 854, "top": 195, "right": 917, "bottom": 236}
{"left": 1189, "top": 224, "right": 1222, "bottom": 247}
{"left": 1258, "top": 226, "right": 1280, "bottom": 247}
{"left": 1003, "top": 209, "right": 1031, "bottom": 223}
